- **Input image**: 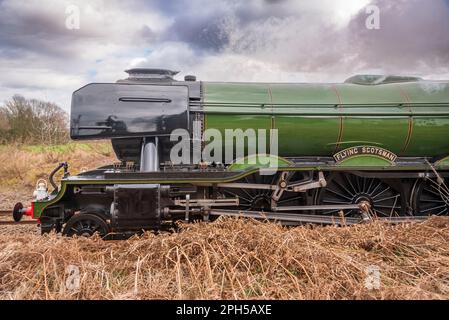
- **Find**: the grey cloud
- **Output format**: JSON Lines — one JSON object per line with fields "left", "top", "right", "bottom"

{"left": 2, "top": 0, "right": 449, "bottom": 113}
{"left": 139, "top": 25, "right": 157, "bottom": 41}
{"left": 158, "top": 0, "right": 301, "bottom": 52}
{"left": 0, "top": 0, "right": 164, "bottom": 61}
{"left": 0, "top": 2, "right": 95, "bottom": 59}
{"left": 348, "top": 0, "right": 449, "bottom": 73}
{"left": 189, "top": 0, "right": 449, "bottom": 77}
{"left": 162, "top": 15, "right": 230, "bottom": 51}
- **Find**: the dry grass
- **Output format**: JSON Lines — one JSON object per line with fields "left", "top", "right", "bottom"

{"left": 1, "top": 142, "right": 449, "bottom": 300}
{"left": 0, "top": 217, "right": 448, "bottom": 300}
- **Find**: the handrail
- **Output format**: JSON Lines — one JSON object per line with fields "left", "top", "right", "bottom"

{"left": 49, "top": 162, "right": 69, "bottom": 191}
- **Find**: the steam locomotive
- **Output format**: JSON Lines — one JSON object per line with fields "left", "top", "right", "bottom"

{"left": 13, "top": 69, "right": 449, "bottom": 237}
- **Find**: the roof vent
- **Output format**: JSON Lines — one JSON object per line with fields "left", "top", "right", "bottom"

{"left": 345, "top": 74, "right": 422, "bottom": 85}
{"left": 124, "top": 68, "right": 179, "bottom": 81}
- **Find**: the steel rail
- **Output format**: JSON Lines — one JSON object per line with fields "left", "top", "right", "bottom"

{"left": 0, "top": 220, "right": 37, "bottom": 226}
{"left": 0, "top": 210, "right": 10, "bottom": 217}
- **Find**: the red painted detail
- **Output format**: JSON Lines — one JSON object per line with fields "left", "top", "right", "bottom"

{"left": 24, "top": 202, "right": 35, "bottom": 219}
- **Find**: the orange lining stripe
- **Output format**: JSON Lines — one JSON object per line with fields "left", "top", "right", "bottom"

{"left": 332, "top": 85, "right": 344, "bottom": 153}
{"left": 268, "top": 85, "right": 275, "bottom": 129}
{"left": 403, "top": 118, "right": 413, "bottom": 153}
{"left": 398, "top": 87, "right": 414, "bottom": 154}
{"left": 267, "top": 85, "right": 274, "bottom": 109}
{"left": 267, "top": 85, "right": 276, "bottom": 150}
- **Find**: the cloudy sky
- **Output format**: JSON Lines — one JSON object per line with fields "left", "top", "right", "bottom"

{"left": 0, "top": 0, "right": 448, "bottom": 112}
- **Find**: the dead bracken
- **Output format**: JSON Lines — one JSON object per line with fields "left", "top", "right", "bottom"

{"left": 0, "top": 217, "right": 448, "bottom": 300}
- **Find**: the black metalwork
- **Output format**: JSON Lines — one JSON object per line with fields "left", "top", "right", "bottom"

{"left": 13, "top": 202, "right": 24, "bottom": 222}
{"left": 217, "top": 172, "right": 308, "bottom": 211}
{"left": 111, "top": 184, "right": 161, "bottom": 231}
{"left": 316, "top": 173, "right": 404, "bottom": 217}
{"left": 62, "top": 214, "right": 110, "bottom": 237}
{"left": 49, "top": 162, "right": 69, "bottom": 191}
{"left": 411, "top": 178, "right": 449, "bottom": 216}
{"left": 71, "top": 84, "right": 189, "bottom": 140}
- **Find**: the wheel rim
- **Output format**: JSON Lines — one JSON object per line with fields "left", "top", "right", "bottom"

{"left": 13, "top": 202, "right": 24, "bottom": 222}
{"left": 65, "top": 216, "right": 109, "bottom": 237}
{"left": 218, "top": 172, "right": 308, "bottom": 211}
{"left": 316, "top": 173, "right": 403, "bottom": 217}
{"left": 412, "top": 179, "right": 449, "bottom": 216}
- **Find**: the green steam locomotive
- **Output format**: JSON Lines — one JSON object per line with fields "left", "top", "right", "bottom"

{"left": 13, "top": 69, "right": 449, "bottom": 237}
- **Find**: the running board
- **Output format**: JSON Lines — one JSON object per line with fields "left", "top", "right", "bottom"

{"left": 209, "top": 209, "right": 429, "bottom": 226}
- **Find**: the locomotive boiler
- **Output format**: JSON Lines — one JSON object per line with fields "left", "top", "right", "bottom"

{"left": 13, "top": 69, "right": 449, "bottom": 237}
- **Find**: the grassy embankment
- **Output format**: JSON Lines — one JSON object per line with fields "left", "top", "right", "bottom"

{"left": 0, "top": 141, "right": 116, "bottom": 209}
{"left": 0, "top": 142, "right": 448, "bottom": 300}
{"left": 0, "top": 217, "right": 448, "bottom": 299}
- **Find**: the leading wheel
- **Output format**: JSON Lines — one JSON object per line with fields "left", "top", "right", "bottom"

{"left": 315, "top": 173, "right": 405, "bottom": 217}
{"left": 62, "top": 214, "right": 110, "bottom": 238}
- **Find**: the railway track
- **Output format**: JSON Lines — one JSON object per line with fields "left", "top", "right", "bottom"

{"left": 0, "top": 210, "right": 9, "bottom": 216}
{"left": 0, "top": 209, "right": 434, "bottom": 227}
{"left": 0, "top": 210, "right": 37, "bottom": 226}
{"left": 0, "top": 220, "right": 37, "bottom": 226}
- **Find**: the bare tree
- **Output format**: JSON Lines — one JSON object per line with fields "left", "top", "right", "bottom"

{"left": 0, "top": 108, "right": 10, "bottom": 144}
{"left": 0, "top": 95, "right": 69, "bottom": 144}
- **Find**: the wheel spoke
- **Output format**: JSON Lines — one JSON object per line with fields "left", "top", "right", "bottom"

{"left": 354, "top": 176, "right": 362, "bottom": 193}
{"left": 373, "top": 194, "right": 400, "bottom": 203}
{"left": 421, "top": 204, "right": 447, "bottom": 213}
{"left": 373, "top": 209, "right": 388, "bottom": 217}
{"left": 374, "top": 205, "right": 401, "bottom": 209}
{"left": 325, "top": 188, "right": 352, "bottom": 201}
{"left": 343, "top": 174, "right": 358, "bottom": 195}
{"left": 420, "top": 198, "right": 445, "bottom": 203}
{"left": 278, "top": 196, "right": 303, "bottom": 204}
{"left": 219, "top": 173, "right": 308, "bottom": 212}
{"left": 368, "top": 181, "right": 382, "bottom": 196}
{"left": 333, "top": 179, "right": 354, "bottom": 199}
{"left": 413, "top": 178, "right": 449, "bottom": 216}
{"left": 428, "top": 185, "right": 443, "bottom": 196}
{"left": 424, "top": 187, "right": 442, "bottom": 197}
{"left": 322, "top": 200, "right": 350, "bottom": 204}
{"left": 360, "top": 177, "right": 365, "bottom": 193}
{"left": 371, "top": 186, "right": 390, "bottom": 200}
{"left": 318, "top": 173, "right": 404, "bottom": 217}
{"left": 434, "top": 208, "right": 448, "bottom": 215}
{"left": 365, "top": 178, "right": 375, "bottom": 194}
{"left": 240, "top": 188, "right": 253, "bottom": 200}
{"left": 224, "top": 190, "right": 252, "bottom": 204}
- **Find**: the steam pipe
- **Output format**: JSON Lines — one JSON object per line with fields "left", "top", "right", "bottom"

{"left": 49, "top": 162, "right": 68, "bottom": 191}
